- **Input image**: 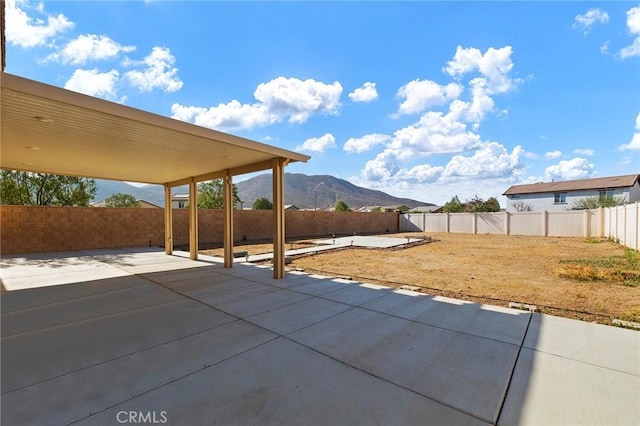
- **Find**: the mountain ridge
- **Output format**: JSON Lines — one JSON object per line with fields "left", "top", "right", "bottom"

{"left": 94, "top": 174, "right": 433, "bottom": 209}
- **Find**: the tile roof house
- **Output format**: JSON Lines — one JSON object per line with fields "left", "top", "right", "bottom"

{"left": 503, "top": 174, "right": 640, "bottom": 212}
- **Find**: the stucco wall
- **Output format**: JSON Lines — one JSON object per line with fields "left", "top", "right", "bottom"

{"left": 506, "top": 188, "right": 630, "bottom": 212}
{"left": 0, "top": 206, "right": 398, "bottom": 255}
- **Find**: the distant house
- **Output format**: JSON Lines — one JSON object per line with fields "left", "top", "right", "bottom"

{"left": 358, "top": 205, "right": 397, "bottom": 213}
{"left": 284, "top": 205, "right": 299, "bottom": 211}
{"left": 171, "top": 193, "right": 189, "bottom": 209}
{"left": 91, "top": 199, "right": 160, "bottom": 208}
{"left": 138, "top": 200, "right": 161, "bottom": 209}
{"left": 503, "top": 174, "right": 640, "bottom": 212}
{"left": 411, "top": 205, "right": 442, "bottom": 213}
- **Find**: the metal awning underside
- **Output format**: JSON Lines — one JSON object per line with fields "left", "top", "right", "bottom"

{"left": 0, "top": 72, "right": 309, "bottom": 185}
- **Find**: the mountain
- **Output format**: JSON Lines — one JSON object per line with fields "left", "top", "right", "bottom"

{"left": 94, "top": 180, "right": 168, "bottom": 207}
{"left": 94, "top": 174, "right": 433, "bottom": 210}
{"left": 236, "top": 173, "right": 433, "bottom": 210}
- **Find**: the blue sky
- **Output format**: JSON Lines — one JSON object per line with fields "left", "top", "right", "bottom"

{"left": 5, "top": 1, "right": 640, "bottom": 206}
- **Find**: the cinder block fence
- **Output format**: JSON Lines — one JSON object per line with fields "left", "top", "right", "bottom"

{"left": 0, "top": 206, "right": 399, "bottom": 255}
{"left": 401, "top": 203, "right": 640, "bottom": 250}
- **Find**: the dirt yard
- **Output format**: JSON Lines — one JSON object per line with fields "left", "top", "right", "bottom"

{"left": 202, "top": 233, "right": 640, "bottom": 324}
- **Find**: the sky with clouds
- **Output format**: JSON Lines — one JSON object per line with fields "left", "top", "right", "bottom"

{"left": 5, "top": 1, "right": 640, "bottom": 206}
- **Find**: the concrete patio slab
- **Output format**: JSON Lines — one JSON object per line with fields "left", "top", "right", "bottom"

{"left": 0, "top": 274, "right": 148, "bottom": 314}
{"left": 194, "top": 283, "right": 311, "bottom": 318}
{"left": 1, "top": 281, "right": 180, "bottom": 337}
{"left": 288, "top": 307, "right": 519, "bottom": 423}
{"left": 2, "top": 247, "right": 638, "bottom": 426}
{"left": 498, "top": 348, "right": 640, "bottom": 426}
{"left": 525, "top": 313, "right": 640, "bottom": 375}
{"left": 268, "top": 274, "right": 358, "bottom": 296}
{"left": 1, "top": 298, "right": 235, "bottom": 393}
{"left": 247, "top": 296, "right": 352, "bottom": 335}
{"left": 314, "top": 235, "right": 424, "bottom": 248}
{"left": 1, "top": 320, "right": 277, "bottom": 426}
{"left": 321, "top": 281, "right": 393, "bottom": 305}
{"left": 76, "top": 338, "right": 489, "bottom": 426}
{"left": 363, "top": 289, "right": 531, "bottom": 345}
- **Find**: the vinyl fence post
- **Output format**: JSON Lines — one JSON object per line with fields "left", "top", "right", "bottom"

{"left": 636, "top": 201, "right": 639, "bottom": 250}
{"left": 542, "top": 211, "right": 548, "bottom": 237}
{"left": 504, "top": 211, "right": 510, "bottom": 235}
{"left": 472, "top": 212, "right": 477, "bottom": 234}
{"left": 583, "top": 209, "right": 589, "bottom": 238}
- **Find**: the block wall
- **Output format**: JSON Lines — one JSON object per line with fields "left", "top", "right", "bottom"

{"left": 0, "top": 206, "right": 399, "bottom": 254}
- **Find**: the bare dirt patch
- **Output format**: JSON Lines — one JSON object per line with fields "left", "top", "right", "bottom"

{"left": 204, "top": 233, "right": 640, "bottom": 324}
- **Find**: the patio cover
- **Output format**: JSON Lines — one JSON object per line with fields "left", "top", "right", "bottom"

{"left": 0, "top": 72, "right": 310, "bottom": 278}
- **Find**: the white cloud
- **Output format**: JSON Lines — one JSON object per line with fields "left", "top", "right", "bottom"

{"left": 124, "top": 47, "right": 183, "bottom": 93}
{"left": 600, "top": 40, "right": 610, "bottom": 55}
{"left": 442, "top": 143, "right": 524, "bottom": 178}
{"left": 171, "top": 102, "right": 271, "bottom": 132}
{"left": 296, "top": 133, "right": 336, "bottom": 154}
{"left": 172, "top": 76, "right": 342, "bottom": 131}
{"left": 544, "top": 150, "right": 562, "bottom": 159}
{"left": 5, "top": 0, "right": 74, "bottom": 48}
{"left": 344, "top": 133, "right": 390, "bottom": 154}
{"left": 544, "top": 158, "right": 595, "bottom": 181}
{"left": 620, "top": 7, "right": 640, "bottom": 58}
{"left": 444, "top": 45, "right": 518, "bottom": 95}
{"left": 64, "top": 68, "right": 122, "bottom": 101}
{"left": 573, "top": 148, "right": 595, "bottom": 156}
{"left": 618, "top": 113, "right": 640, "bottom": 151}
{"left": 573, "top": 8, "right": 610, "bottom": 34}
{"left": 47, "top": 34, "right": 135, "bottom": 65}
{"left": 395, "top": 79, "right": 462, "bottom": 115}
{"left": 253, "top": 77, "right": 342, "bottom": 123}
{"left": 397, "top": 164, "right": 445, "bottom": 183}
{"left": 362, "top": 151, "right": 398, "bottom": 182}
{"left": 348, "top": 82, "right": 378, "bottom": 103}
{"left": 388, "top": 109, "right": 483, "bottom": 161}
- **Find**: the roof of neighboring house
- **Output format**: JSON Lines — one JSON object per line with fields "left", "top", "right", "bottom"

{"left": 503, "top": 174, "right": 640, "bottom": 196}
{"left": 172, "top": 194, "right": 189, "bottom": 200}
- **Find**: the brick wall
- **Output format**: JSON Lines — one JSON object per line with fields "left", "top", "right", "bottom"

{"left": 0, "top": 206, "right": 399, "bottom": 255}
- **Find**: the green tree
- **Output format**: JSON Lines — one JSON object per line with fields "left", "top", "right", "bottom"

{"left": 443, "top": 196, "right": 463, "bottom": 213}
{"left": 482, "top": 197, "right": 501, "bottom": 212}
{"left": 571, "top": 195, "right": 627, "bottom": 210}
{"left": 104, "top": 193, "right": 140, "bottom": 208}
{"left": 196, "top": 179, "right": 240, "bottom": 209}
{"left": 370, "top": 206, "right": 382, "bottom": 213}
{"left": 0, "top": 171, "right": 97, "bottom": 206}
{"left": 335, "top": 200, "right": 350, "bottom": 211}
{"left": 395, "top": 205, "right": 409, "bottom": 213}
{"left": 466, "top": 194, "right": 485, "bottom": 212}
{"left": 252, "top": 197, "right": 273, "bottom": 210}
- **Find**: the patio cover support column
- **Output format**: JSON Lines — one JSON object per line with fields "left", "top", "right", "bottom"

{"left": 164, "top": 184, "right": 173, "bottom": 255}
{"left": 223, "top": 171, "right": 234, "bottom": 268}
{"left": 189, "top": 179, "right": 198, "bottom": 260}
{"left": 272, "top": 158, "right": 286, "bottom": 279}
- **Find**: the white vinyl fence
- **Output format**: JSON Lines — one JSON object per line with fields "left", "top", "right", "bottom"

{"left": 401, "top": 202, "right": 640, "bottom": 250}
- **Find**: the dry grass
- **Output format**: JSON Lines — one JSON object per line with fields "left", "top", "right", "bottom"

{"left": 203, "top": 233, "right": 640, "bottom": 324}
